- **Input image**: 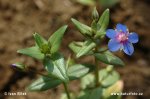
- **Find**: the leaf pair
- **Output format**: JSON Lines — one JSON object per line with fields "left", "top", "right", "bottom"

{"left": 71, "top": 9, "right": 109, "bottom": 39}
{"left": 79, "top": 66, "right": 121, "bottom": 99}
{"left": 17, "top": 25, "right": 68, "bottom": 60}
{"left": 94, "top": 51, "right": 125, "bottom": 66}
{"left": 94, "top": 9, "right": 109, "bottom": 38}
{"left": 69, "top": 40, "right": 96, "bottom": 58}
{"left": 27, "top": 63, "right": 94, "bottom": 91}
{"left": 81, "top": 66, "right": 120, "bottom": 89}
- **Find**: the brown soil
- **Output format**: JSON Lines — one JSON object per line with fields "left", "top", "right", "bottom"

{"left": 0, "top": 0, "right": 149, "bottom": 99}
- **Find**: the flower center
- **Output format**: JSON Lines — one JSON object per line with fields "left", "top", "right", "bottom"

{"left": 116, "top": 33, "right": 128, "bottom": 43}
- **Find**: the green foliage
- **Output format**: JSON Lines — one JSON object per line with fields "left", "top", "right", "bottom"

{"left": 14, "top": 7, "right": 126, "bottom": 99}
{"left": 99, "top": 67, "right": 120, "bottom": 87}
{"left": 27, "top": 76, "right": 62, "bottom": 91}
{"left": 76, "top": 40, "right": 96, "bottom": 58}
{"left": 69, "top": 40, "right": 95, "bottom": 58}
{"left": 69, "top": 41, "right": 84, "bottom": 55}
{"left": 81, "top": 67, "right": 120, "bottom": 89}
{"left": 71, "top": 18, "right": 92, "bottom": 36}
{"left": 92, "top": 7, "right": 99, "bottom": 21}
{"left": 79, "top": 80, "right": 123, "bottom": 99}
{"left": 95, "top": 9, "right": 109, "bottom": 38}
{"left": 33, "top": 33, "right": 48, "bottom": 49}
{"left": 99, "top": 0, "right": 119, "bottom": 7}
{"left": 81, "top": 73, "right": 95, "bottom": 89}
{"left": 68, "top": 64, "right": 94, "bottom": 80}
{"left": 43, "top": 53, "right": 69, "bottom": 82}
{"left": 17, "top": 46, "right": 44, "bottom": 60}
{"left": 94, "top": 51, "right": 125, "bottom": 66}
{"left": 48, "top": 25, "right": 68, "bottom": 54}
{"left": 78, "top": 87, "right": 103, "bottom": 99}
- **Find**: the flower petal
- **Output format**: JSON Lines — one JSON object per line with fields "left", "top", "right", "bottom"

{"left": 106, "top": 29, "right": 117, "bottom": 39}
{"left": 108, "top": 39, "right": 121, "bottom": 52}
{"left": 128, "top": 32, "right": 139, "bottom": 43}
{"left": 116, "top": 23, "right": 127, "bottom": 33}
{"left": 123, "top": 42, "right": 134, "bottom": 55}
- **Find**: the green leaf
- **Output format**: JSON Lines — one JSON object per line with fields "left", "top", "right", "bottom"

{"left": 43, "top": 53, "right": 69, "bottom": 82}
{"left": 33, "top": 33, "right": 47, "bottom": 48}
{"left": 92, "top": 7, "right": 99, "bottom": 21}
{"left": 48, "top": 25, "right": 68, "bottom": 54}
{"left": 81, "top": 73, "right": 95, "bottom": 89}
{"left": 99, "top": 0, "right": 119, "bottom": 7}
{"left": 95, "top": 9, "right": 109, "bottom": 38}
{"left": 71, "top": 18, "right": 92, "bottom": 36}
{"left": 17, "top": 46, "right": 44, "bottom": 60}
{"left": 78, "top": 87, "right": 103, "bottom": 99}
{"left": 27, "top": 76, "right": 62, "bottom": 91}
{"left": 94, "top": 51, "right": 125, "bottom": 66}
{"left": 81, "top": 66, "right": 120, "bottom": 89}
{"left": 99, "top": 68, "right": 120, "bottom": 87}
{"left": 77, "top": 0, "right": 95, "bottom": 6}
{"left": 77, "top": 40, "right": 96, "bottom": 58}
{"left": 69, "top": 41, "right": 84, "bottom": 54}
{"left": 67, "top": 64, "right": 94, "bottom": 80}
{"left": 97, "top": 9, "right": 109, "bottom": 31}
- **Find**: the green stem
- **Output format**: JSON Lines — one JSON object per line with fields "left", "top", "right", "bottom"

{"left": 63, "top": 83, "right": 71, "bottom": 99}
{"left": 94, "top": 46, "right": 99, "bottom": 87}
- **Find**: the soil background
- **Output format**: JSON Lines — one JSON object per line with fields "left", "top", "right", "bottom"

{"left": 0, "top": 0, "right": 149, "bottom": 99}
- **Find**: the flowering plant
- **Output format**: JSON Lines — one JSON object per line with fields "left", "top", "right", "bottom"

{"left": 13, "top": 7, "right": 138, "bottom": 99}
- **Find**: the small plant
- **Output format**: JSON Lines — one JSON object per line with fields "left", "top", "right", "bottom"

{"left": 12, "top": 7, "right": 138, "bottom": 99}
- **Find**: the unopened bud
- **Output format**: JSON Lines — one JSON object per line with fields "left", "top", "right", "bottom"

{"left": 92, "top": 7, "right": 99, "bottom": 21}
{"left": 11, "top": 63, "right": 26, "bottom": 71}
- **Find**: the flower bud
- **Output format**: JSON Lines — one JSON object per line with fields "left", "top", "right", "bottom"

{"left": 11, "top": 62, "right": 26, "bottom": 71}
{"left": 92, "top": 7, "right": 99, "bottom": 21}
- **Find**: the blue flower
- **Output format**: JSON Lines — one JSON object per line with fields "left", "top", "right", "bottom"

{"left": 106, "top": 23, "right": 139, "bottom": 55}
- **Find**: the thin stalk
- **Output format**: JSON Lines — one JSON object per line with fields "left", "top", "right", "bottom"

{"left": 63, "top": 83, "right": 71, "bottom": 99}
{"left": 94, "top": 46, "right": 99, "bottom": 87}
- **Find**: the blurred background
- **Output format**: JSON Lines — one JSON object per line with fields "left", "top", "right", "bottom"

{"left": 0, "top": 0, "right": 149, "bottom": 99}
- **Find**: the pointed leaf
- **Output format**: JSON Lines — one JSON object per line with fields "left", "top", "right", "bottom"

{"left": 48, "top": 25, "right": 67, "bottom": 54}
{"left": 99, "top": 69, "right": 120, "bottom": 87}
{"left": 17, "top": 46, "right": 44, "bottom": 60}
{"left": 71, "top": 18, "right": 92, "bottom": 36}
{"left": 95, "top": 9, "right": 109, "bottom": 37}
{"left": 33, "top": 33, "right": 47, "bottom": 48}
{"left": 77, "top": 40, "right": 96, "bottom": 58}
{"left": 43, "top": 53, "right": 69, "bottom": 82}
{"left": 94, "top": 51, "right": 125, "bottom": 66}
{"left": 68, "top": 64, "right": 94, "bottom": 80}
{"left": 81, "top": 73, "right": 94, "bottom": 89}
{"left": 27, "top": 76, "right": 62, "bottom": 91}
{"left": 69, "top": 41, "right": 83, "bottom": 54}
{"left": 97, "top": 9, "right": 109, "bottom": 31}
